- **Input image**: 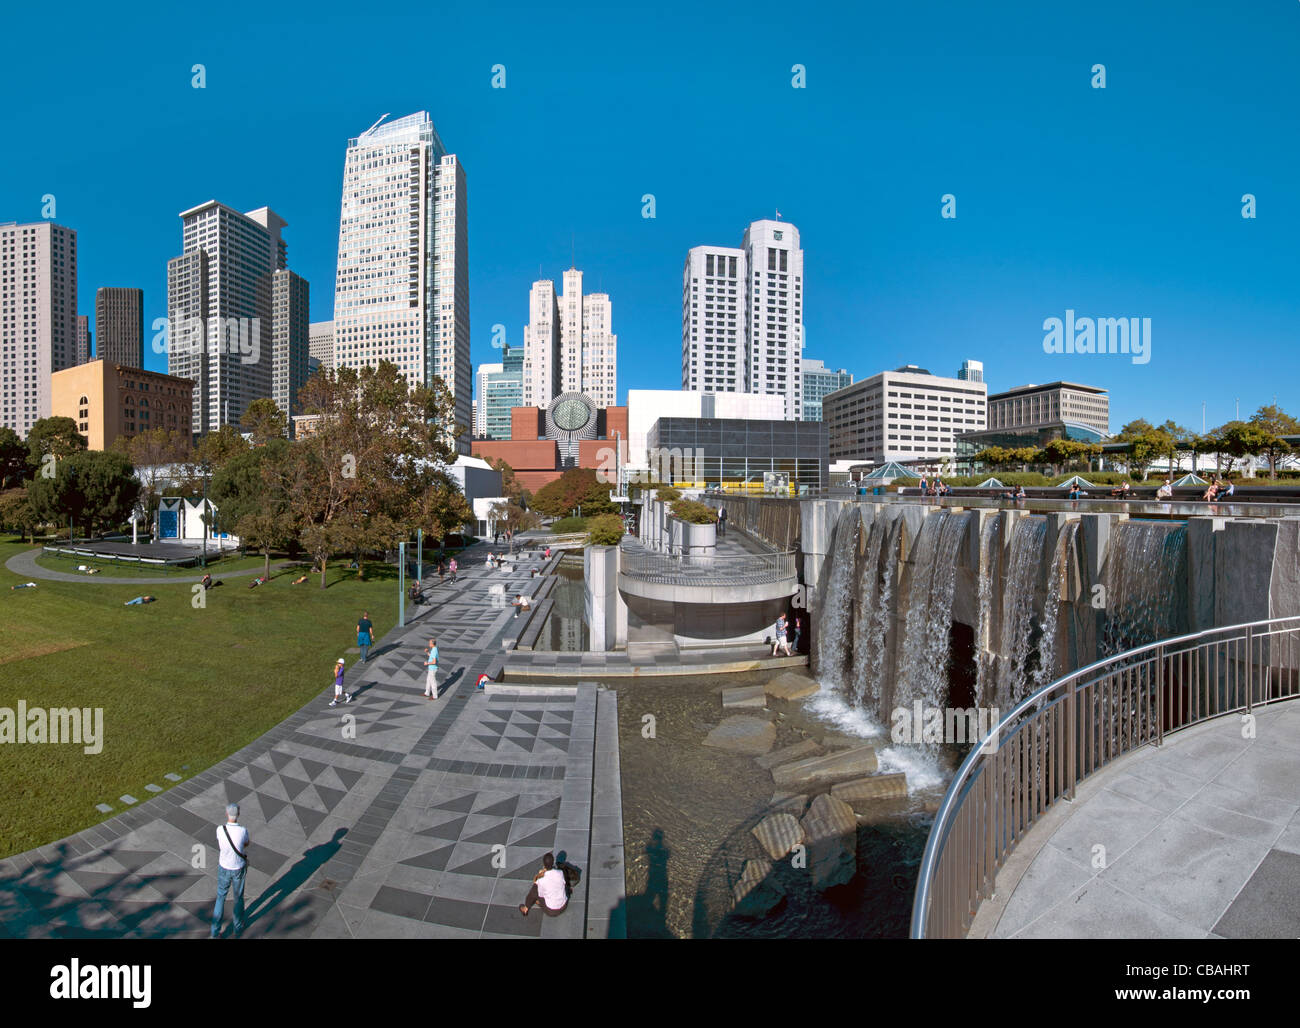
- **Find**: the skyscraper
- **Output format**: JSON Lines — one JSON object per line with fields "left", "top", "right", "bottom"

{"left": 800, "top": 358, "right": 852, "bottom": 421}
{"left": 0, "top": 221, "right": 77, "bottom": 438}
{"left": 309, "top": 320, "right": 334, "bottom": 366}
{"left": 475, "top": 343, "right": 523, "bottom": 440}
{"left": 167, "top": 202, "right": 299, "bottom": 434}
{"left": 521, "top": 268, "right": 617, "bottom": 410}
{"left": 682, "top": 219, "right": 804, "bottom": 419}
{"left": 332, "top": 112, "right": 470, "bottom": 451}
{"left": 272, "top": 269, "right": 309, "bottom": 422}
{"left": 75, "top": 315, "right": 92, "bottom": 366}
{"left": 95, "top": 287, "right": 144, "bottom": 368}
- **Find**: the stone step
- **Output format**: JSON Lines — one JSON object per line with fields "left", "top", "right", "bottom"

{"left": 703, "top": 716, "right": 776, "bottom": 755}
{"left": 764, "top": 671, "right": 821, "bottom": 701}
{"left": 751, "top": 811, "right": 804, "bottom": 859}
{"left": 768, "top": 792, "right": 809, "bottom": 817}
{"left": 721, "top": 685, "right": 767, "bottom": 710}
{"left": 830, "top": 773, "right": 908, "bottom": 805}
{"left": 754, "top": 739, "right": 821, "bottom": 770}
{"left": 799, "top": 793, "right": 858, "bottom": 890}
{"left": 770, "top": 745, "right": 878, "bottom": 788}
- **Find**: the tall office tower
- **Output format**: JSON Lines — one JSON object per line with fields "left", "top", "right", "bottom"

{"left": 332, "top": 112, "right": 471, "bottom": 452}
{"left": 95, "top": 287, "right": 144, "bottom": 368}
{"left": 521, "top": 269, "right": 617, "bottom": 410}
{"left": 521, "top": 278, "right": 558, "bottom": 408}
{"left": 682, "top": 219, "right": 804, "bottom": 418}
{"left": 0, "top": 221, "right": 77, "bottom": 438}
{"left": 76, "top": 315, "right": 92, "bottom": 365}
{"left": 800, "top": 358, "right": 853, "bottom": 421}
{"left": 475, "top": 343, "right": 523, "bottom": 440}
{"left": 474, "top": 362, "right": 500, "bottom": 437}
{"left": 309, "top": 320, "right": 334, "bottom": 367}
{"left": 958, "top": 359, "right": 984, "bottom": 383}
{"left": 681, "top": 245, "right": 744, "bottom": 394}
{"left": 167, "top": 202, "right": 297, "bottom": 434}
{"left": 272, "top": 269, "right": 309, "bottom": 423}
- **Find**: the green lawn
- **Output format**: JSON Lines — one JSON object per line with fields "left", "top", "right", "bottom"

{"left": 0, "top": 540, "right": 401, "bottom": 858}
{"left": 34, "top": 550, "right": 274, "bottom": 579}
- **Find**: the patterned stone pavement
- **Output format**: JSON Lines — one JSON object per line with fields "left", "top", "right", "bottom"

{"left": 0, "top": 542, "right": 626, "bottom": 939}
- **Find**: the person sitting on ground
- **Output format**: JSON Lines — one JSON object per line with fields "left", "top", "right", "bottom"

{"left": 201, "top": 573, "right": 213, "bottom": 590}
{"left": 519, "top": 852, "right": 568, "bottom": 917}
{"left": 291, "top": 574, "right": 308, "bottom": 585}
{"left": 513, "top": 593, "right": 531, "bottom": 618}
{"left": 124, "top": 595, "right": 155, "bottom": 605}
{"left": 410, "top": 581, "right": 425, "bottom": 604}
{"left": 1156, "top": 478, "right": 1173, "bottom": 500}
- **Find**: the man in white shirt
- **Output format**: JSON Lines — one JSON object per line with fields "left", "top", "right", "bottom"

{"left": 211, "top": 803, "right": 250, "bottom": 938}
{"left": 519, "top": 852, "right": 568, "bottom": 917}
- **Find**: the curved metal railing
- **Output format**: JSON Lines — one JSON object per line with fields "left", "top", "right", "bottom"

{"left": 910, "top": 615, "right": 1300, "bottom": 939}
{"left": 619, "top": 548, "right": 796, "bottom": 587}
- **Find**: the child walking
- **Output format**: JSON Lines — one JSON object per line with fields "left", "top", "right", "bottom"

{"left": 330, "top": 658, "right": 353, "bottom": 707}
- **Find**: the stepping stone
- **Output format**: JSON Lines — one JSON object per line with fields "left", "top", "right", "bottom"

{"left": 721, "top": 685, "right": 766, "bottom": 710}
{"left": 830, "top": 773, "right": 908, "bottom": 805}
{"left": 799, "top": 794, "right": 858, "bottom": 891}
{"left": 95, "top": 803, "right": 114, "bottom": 814}
{"left": 764, "top": 672, "right": 820, "bottom": 701}
{"left": 145, "top": 784, "right": 162, "bottom": 793}
{"left": 755, "top": 739, "right": 821, "bottom": 770}
{"left": 771, "top": 746, "right": 877, "bottom": 788}
{"left": 768, "top": 792, "right": 809, "bottom": 817}
{"left": 164, "top": 773, "right": 182, "bottom": 782}
{"left": 702, "top": 716, "right": 775, "bottom": 756}
{"left": 751, "top": 812, "right": 804, "bottom": 859}
{"left": 120, "top": 795, "right": 138, "bottom": 805}
{"left": 732, "top": 859, "right": 785, "bottom": 916}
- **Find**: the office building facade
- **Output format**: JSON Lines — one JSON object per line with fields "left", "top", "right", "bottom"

{"left": 801, "top": 358, "right": 852, "bottom": 421}
{"left": 987, "top": 381, "right": 1109, "bottom": 437}
{"left": 521, "top": 269, "right": 616, "bottom": 410}
{"left": 332, "top": 112, "right": 470, "bottom": 451}
{"left": 76, "top": 315, "right": 92, "bottom": 366}
{"left": 271, "top": 269, "right": 309, "bottom": 422}
{"left": 51, "top": 359, "right": 192, "bottom": 451}
{"left": 0, "top": 221, "right": 77, "bottom": 438}
{"left": 309, "top": 319, "right": 334, "bottom": 366}
{"left": 95, "top": 286, "right": 144, "bottom": 368}
{"left": 475, "top": 343, "right": 523, "bottom": 440}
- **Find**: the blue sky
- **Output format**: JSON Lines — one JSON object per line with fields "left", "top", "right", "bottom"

{"left": 3, "top": 0, "right": 1297, "bottom": 432}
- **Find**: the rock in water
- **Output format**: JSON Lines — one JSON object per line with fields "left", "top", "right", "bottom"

{"left": 732, "top": 859, "right": 785, "bottom": 917}
{"left": 769, "top": 792, "right": 810, "bottom": 817}
{"left": 770, "top": 745, "right": 878, "bottom": 788}
{"left": 751, "top": 812, "right": 804, "bottom": 859}
{"left": 799, "top": 793, "right": 858, "bottom": 890}
{"left": 754, "top": 739, "right": 821, "bottom": 770}
{"left": 721, "top": 685, "right": 767, "bottom": 709}
{"left": 764, "top": 672, "right": 821, "bottom": 701}
{"left": 830, "top": 773, "right": 909, "bottom": 805}
{"left": 703, "top": 716, "right": 776, "bottom": 755}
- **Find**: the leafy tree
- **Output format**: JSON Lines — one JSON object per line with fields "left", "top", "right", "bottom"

{"left": 670, "top": 499, "right": 718, "bottom": 525}
{"left": 0, "top": 427, "right": 27, "bottom": 489}
{"left": 1248, "top": 404, "right": 1298, "bottom": 478}
{"left": 240, "top": 397, "right": 288, "bottom": 446}
{"left": 211, "top": 438, "right": 294, "bottom": 578}
{"left": 586, "top": 513, "right": 626, "bottom": 546}
{"left": 0, "top": 488, "right": 39, "bottom": 543}
{"left": 1214, "top": 421, "right": 1272, "bottom": 475}
{"left": 411, "top": 468, "right": 475, "bottom": 549}
{"left": 531, "top": 468, "right": 615, "bottom": 518}
{"left": 490, "top": 501, "right": 541, "bottom": 552}
{"left": 26, "top": 417, "right": 87, "bottom": 477}
{"left": 124, "top": 427, "right": 191, "bottom": 519}
{"left": 193, "top": 424, "right": 250, "bottom": 470}
{"left": 28, "top": 450, "right": 139, "bottom": 539}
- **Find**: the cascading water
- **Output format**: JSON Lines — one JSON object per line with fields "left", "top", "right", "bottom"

{"left": 1100, "top": 520, "right": 1188, "bottom": 656}
{"left": 1031, "top": 520, "right": 1079, "bottom": 691}
{"left": 858, "top": 509, "right": 903, "bottom": 721}
{"left": 995, "top": 515, "right": 1048, "bottom": 710}
{"left": 812, "top": 504, "right": 860, "bottom": 696}
{"left": 973, "top": 514, "right": 1001, "bottom": 710}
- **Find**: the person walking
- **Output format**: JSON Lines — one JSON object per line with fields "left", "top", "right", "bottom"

{"left": 423, "top": 638, "right": 439, "bottom": 700}
{"left": 437, "top": 560, "right": 445, "bottom": 585}
{"left": 448, "top": 557, "right": 458, "bottom": 583}
{"left": 329, "top": 658, "right": 352, "bottom": 707}
{"left": 519, "top": 852, "right": 568, "bottom": 917}
{"left": 211, "top": 803, "right": 250, "bottom": 938}
{"left": 356, "top": 611, "right": 374, "bottom": 663}
{"left": 717, "top": 506, "right": 727, "bottom": 537}
{"left": 772, "top": 614, "right": 792, "bottom": 657}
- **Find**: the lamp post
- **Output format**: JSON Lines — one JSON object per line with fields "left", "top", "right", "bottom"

{"left": 200, "top": 460, "right": 211, "bottom": 569}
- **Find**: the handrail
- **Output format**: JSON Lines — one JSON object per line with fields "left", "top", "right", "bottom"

{"left": 619, "top": 549, "right": 796, "bottom": 587}
{"left": 910, "top": 614, "right": 1300, "bottom": 938}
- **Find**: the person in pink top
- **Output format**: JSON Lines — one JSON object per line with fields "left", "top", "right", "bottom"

{"left": 519, "top": 852, "right": 568, "bottom": 917}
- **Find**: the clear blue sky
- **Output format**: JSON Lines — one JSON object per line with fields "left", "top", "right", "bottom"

{"left": 3, "top": 0, "right": 1297, "bottom": 433}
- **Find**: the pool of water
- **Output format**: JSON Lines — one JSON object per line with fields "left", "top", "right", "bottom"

{"left": 610, "top": 669, "right": 957, "bottom": 938}
{"left": 534, "top": 558, "right": 589, "bottom": 652}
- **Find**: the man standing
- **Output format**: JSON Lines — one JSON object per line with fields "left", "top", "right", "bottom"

{"left": 717, "top": 506, "right": 727, "bottom": 537}
{"left": 211, "top": 803, "right": 249, "bottom": 938}
{"left": 356, "top": 611, "right": 374, "bottom": 664}
{"left": 424, "top": 638, "right": 439, "bottom": 700}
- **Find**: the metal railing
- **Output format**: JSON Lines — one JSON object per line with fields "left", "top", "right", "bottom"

{"left": 910, "top": 615, "right": 1300, "bottom": 939}
{"left": 620, "top": 548, "right": 796, "bottom": 587}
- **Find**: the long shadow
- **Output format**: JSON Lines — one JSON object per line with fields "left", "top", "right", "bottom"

{"left": 436, "top": 667, "right": 465, "bottom": 696}
{"left": 617, "top": 827, "right": 673, "bottom": 939}
{"left": 244, "top": 827, "right": 347, "bottom": 931}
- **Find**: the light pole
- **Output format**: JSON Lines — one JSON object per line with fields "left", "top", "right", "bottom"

{"left": 200, "top": 461, "right": 211, "bottom": 569}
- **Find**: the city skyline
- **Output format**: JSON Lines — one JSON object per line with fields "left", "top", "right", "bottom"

{"left": 2, "top": 2, "right": 1298, "bottom": 436}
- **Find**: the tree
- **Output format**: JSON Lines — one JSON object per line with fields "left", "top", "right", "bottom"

{"left": 531, "top": 468, "right": 615, "bottom": 518}
{"left": 240, "top": 398, "right": 288, "bottom": 446}
{"left": 586, "top": 513, "right": 626, "bottom": 546}
{"left": 411, "top": 468, "right": 475, "bottom": 548}
{"left": 125, "top": 427, "right": 191, "bottom": 520}
{"left": 1214, "top": 421, "right": 1272, "bottom": 475}
{"left": 490, "top": 501, "right": 541, "bottom": 551}
{"left": 1248, "top": 404, "right": 1299, "bottom": 478}
{"left": 0, "top": 488, "right": 39, "bottom": 543}
{"left": 28, "top": 450, "right": 139, "bottom": 539}
{"left": 211, "top": 438, "right": 295, "bottom": 579}
{"left": 0, "top": 427, "right": 26, "bottom": 489}
{"left": 26, "top": 417, "right": 87, "bottom": 478}
{"left": 193, "top": 424, "right": 250, "bottom": 470}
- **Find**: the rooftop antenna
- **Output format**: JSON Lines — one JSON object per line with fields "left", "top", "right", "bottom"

{"left": 361, "top": 113, "right": 390, "bottom": 137}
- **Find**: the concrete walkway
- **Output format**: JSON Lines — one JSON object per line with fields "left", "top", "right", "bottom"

{"left": 0, "top": 543, "right": 626, "bottom": 939}
{"left": 5, "top": 546, "right": 279, "bottom": 586}
{"left": 971, "top": 700, "right": 1300, "bottom": 939}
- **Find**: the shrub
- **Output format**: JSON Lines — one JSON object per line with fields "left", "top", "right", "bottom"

{"left": 550, "top": 516, "right": 588, "bottom": 535}
{"left": 655, "top": 487, "right": 682, "bottom": 502}
{"left": 586, "top": 513, "right": 626, "bottom": 546}
{"left": 670, "top": 499, "right": 718, "bottom": 525}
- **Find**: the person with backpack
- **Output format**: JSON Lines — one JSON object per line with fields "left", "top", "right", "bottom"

{"left": 211, "top": 803, "right": 250, "bottom": 938}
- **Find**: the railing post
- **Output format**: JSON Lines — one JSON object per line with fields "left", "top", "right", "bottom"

{"left": 1244, "top": 626, "right": 1253, "bottom": 713}
{"left": 1155, "top": 644, "right": 1164, "bottom": 748}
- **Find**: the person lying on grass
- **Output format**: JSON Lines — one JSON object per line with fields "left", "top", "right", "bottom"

{"left": 124, "top": 595, "right": 155, "bottom": 605}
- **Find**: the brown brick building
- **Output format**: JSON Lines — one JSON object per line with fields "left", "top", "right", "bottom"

{"left": 51, "top": 359, "right": 193, "bottom": 450}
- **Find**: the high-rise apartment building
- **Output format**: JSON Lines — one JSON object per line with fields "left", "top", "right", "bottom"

{"left": 682, "top": 219, "right": 804, "bottom": 419}
{"left": 824, "top": 364, "right": 987, "bottom": 464}
{"left": 332, "top": 112, "right": 470, "bottom": 451}
{"left": 801, "top": 358, "right": 852, "bottom": 421}
{"left": 475, "top": 343, "right": 523, "bottom": 440}
{"left": 957, "top": 359, "right": 984, "bottom": 383}
{"left": 95, "top": 287, "right": 144, "bottom": 368}
{"left": 309, "top": 320, "right": 334, "bottom": 366}
{"left": 166, "top": 202, "right": 301, "bottom": 434}
{"left": 271, "top": 269, "right": 309, "bottom": 422}
{"left": 75, "top": 315, "right": 92, "bottom": 366}
{"left": 0, "top": 221, "right": 77, "bottom": 438}
{"left": 521, "top": 269, "right": 617, "bottom": 410}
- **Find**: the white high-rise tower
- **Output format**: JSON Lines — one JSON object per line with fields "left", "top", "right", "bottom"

{"left": 332, "top": 112, "right": 470, "bottom": 450}
{"left": 522, "top": 268, "right": 617, "bottom": 410}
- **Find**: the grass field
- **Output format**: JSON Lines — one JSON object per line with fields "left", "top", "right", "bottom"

{"left": 0, "top": 539, "right": 401, "bottom": 858}
{"left": 34, "top": 550, "right": 274, "bottom": 579}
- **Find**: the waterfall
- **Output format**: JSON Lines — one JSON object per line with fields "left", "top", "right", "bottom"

{"left": 995, "top": 516, "right": 1048, "bottom": 710}
{"left": 974, "top": 513, "right": 1001, "bottom": 710}
{"left": 1032, "top": 520, "right": 1079, "bottom": 691}
{"left": 1101, "top": 520, "right": 1188, "bottom": 656}
{"left": 858, "top": 508, "right": 903, "bottom": 721}
{"left": 812, "top": 504, "right": 860, "bottom": 695}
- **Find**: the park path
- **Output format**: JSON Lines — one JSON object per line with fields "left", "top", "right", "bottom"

{"left": 4, "top": 546, "right": 282, "bottom": 586}
{"left": 0, "top": 538, "right": 626, "bottom": 940}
